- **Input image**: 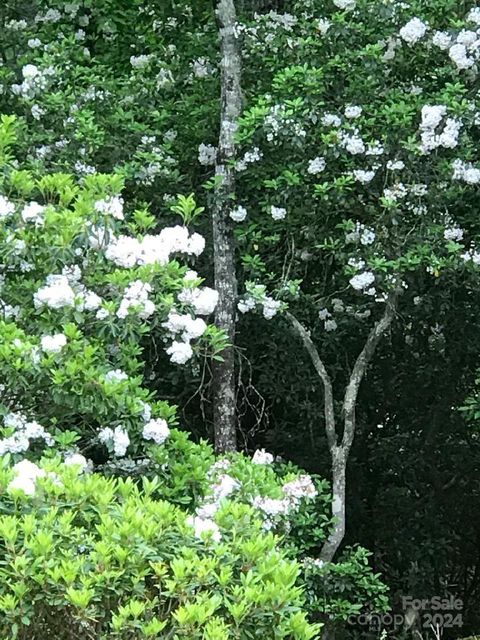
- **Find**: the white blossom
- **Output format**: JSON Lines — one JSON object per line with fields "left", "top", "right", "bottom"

{"left": 467, "top": 7, "right": 480, "bottom": 25}
{"left": 198, "top": 143, "right": 217, "bottom": 166}
{"left": 263, "top": 298, "right": 282, "bottom": 319}
{"left": 317, "top": 18, "right": 331, "bottom": 34}
{"left": 333, "top": 0, "right": 356, "bottom": 11}
{"left": 307, "top": 157, "right": 326, "bottom": 174}
{"left": 252, "top": 449, "right": 274, "bottom": 464}
{"left": 94, "top": 196, "right": 124, "bottom": 220}
{"left": 98, "top": 425, "right": 130, "bottom": 457}
{"left": 452, "top": 159, "right": 480, "bottom": 184}
{"left": 230, "top": 205, "right": 247, "bottom": 222}
{"left": 0, "top": 195, "right": 15, "bottom": 219}
{"left": 322, "top": 113, "right": 341, "bottom": 127}
{"left": 353, "top": 169, "right": 375, "bottom": 184}
{"left": 349, "top": 271, "right": 375, "bottom": 291}
{"left": 34, "top": 275, "right": 75, "bottom": 310}
{"left": 444, "top": 226, "right": 464, "bottom": 242}
{"left": 324, "top": 319, "right": 338, "bottom": 332}
{"left": 187, "top": 516, "right": 221, "bottom": 542}
{"left": 386, "top": 160, "right": 405, "bottom": 171}
{"left": 271, "top": 206, "right": 287, "bottom": 220}
{"left": 8, "top": 460, "right": 46, "bottom": 496}
{"left": 166, "top": 340, "right": 193, "bottom": 364}
{"left": 399, "top": 18, "right": 428, "bottom": 45}
{"left": 143, "top": 418, "right": 170, "bottom": 445}
{"left": 449, "top": 43, "right": 475, "bottom": 69}
{"left": 432, "top": 31, "right": 452, "bottom": 50}
{"left": 177, "top": 286, "right": 218, "bottom": 315}
{"left": 345, "top": 105, "right": 362, "bottom": 119}
{"left": 41, "top": 333, "right": 67, "bottom": 354}
{"left": 104, "top": 369, "right": 128, "bottom": 384}
{"left": 22, "top": 201, "right": 45, "bottom": 224}
{"left": 64, "top": 453, "right": 90, "bottom": 472}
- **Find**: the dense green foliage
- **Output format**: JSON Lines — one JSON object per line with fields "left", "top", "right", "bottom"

{"left": 0, "top": 0, "right": 480, "bottom": 636}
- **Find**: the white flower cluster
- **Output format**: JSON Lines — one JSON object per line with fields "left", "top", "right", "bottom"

{"left": 117, "top": 280, "right": 155, "bottom": 320}
{"left": 345, "top": 105, "right": 362, "bottom": 119}
{"left": 264, "top": 103, "right": 306, "bottom": 142}
{"left": 419, "top": 105, "right": 461, "bottom": 153}
{"left": 142, "top": 418, "right": 170, "bottom": 445}
{"left": 252, "top": 448, "right": 274, "bottom": 464}
{"left": 0, "top": 195, "right": 15, "bottom": 219}
{"left": 317, "top": 18, "right": 331, "bottom": 35}
{"left": 386, "top": 159, "right": 405, "bottom": 171}
{"left": 461, "top": 248, "right": 480, "bottom": 264}
{"left": 163, "top": 311, "right": 207, "bottom": 341}
{"left": 452, "top": 159, "right": 480, "bottom": 184}
{"left": 349, "top": 270, "right": 376, "bottom": 293}
{"left": 34, "top": 275, "right": 75, "bottom": 309}
{"left": 339, "top": 129, "right": 365, "bottom": 155}
{"left": 345, "top": 222, "right": 376, "bottom": 245}
{"left": 399, "top": 18, "right": 428, "bottom": 45}
{"left": 333, "top": 0, "right": 356, "bottom": 11}
{"left": 236, "top": 147, "right": 262, "bottom": 171}
{"left": 198, "top": 143, "right": 217, "bottom": 166}
{"left": 22, "top": 201, "right": 46, "bottom": 224}
{"left": 41, "top": 333, "right": 67, "bottom": 354}
{"left": 104, "top": 226, "right": 205, "bottom": 268}
{"left": 104, "top": 369, "right": 128, "bottom": 384}
{"left": 64, "top": 452, "right": 90, "bottom": 472}
{"left": 130, "top": 54, "right": 154, "bottom": 69}
{"left": 166, "top": 341, "right": 193, "bottom": 365}
{"left": 188, "top": 464, "right": 241, "bottom": 543}
{"left": 238, "top": 285, "right": 282, "bottom": 320}
{"left": 432, "top": 31, "right": 452, "bottom": 50}
{"left": 353, "top": 169, "right": 376, "bottom": 184}
{"left": 444, "top": 226, "right": 464, "bottom": 242}
{"left": 98, "top": 425, "right": 130, "bottom": 457}
{"left": 162, "top": 307, "right": 208, "bottom": 364}
{"left": 230, "top": 205, "right": 247, "bottom": 222}
{"left": 322, "top": 113, "right": 342, "bottom": 127}
{"left": 94, "top": 196, "right": 124, "bottom": 220}
{"left": 0, "top": 412, "right": 53, "bottom": 456}
{"left": 12, "top": 64, "right": 54, "bottom": 99}
{"left": 318, "top": 307, "right": 339, "bottom": 332}
{"left": 177, "top": 285, "right": 218, "bottom": 315}
{"left": 34, "top": 269, "right": 102, "bottom": 313}
{"left": 307, "top": 156, "right": 326, "bottom": 175}
{"left": 187, "top": 515, "right": 221, "bottom": 542}
{"left": 271, "top": 205, "right": 287, "bottom": 220}
{"left": 252, "top": 474, "right": 317, "bottom": 528}
{"left": 8, "top": 459, "right": 46, "bottom": 495}
{"left": 448, "top": 28, "right": 480, "bottom": 70}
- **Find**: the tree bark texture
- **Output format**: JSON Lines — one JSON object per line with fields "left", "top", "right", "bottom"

{"left": 212, "top": 0, "right": 242, "bottom": 453}
{"left": 288, "top": 295, "right": 397, "bottom": 562}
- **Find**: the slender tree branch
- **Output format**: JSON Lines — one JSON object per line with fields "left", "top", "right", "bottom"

{"left": 342, "top": 294, "right": 397, "bottom": 452}
{"left": 286, "top": 311, "right": 337, "bottom": 451}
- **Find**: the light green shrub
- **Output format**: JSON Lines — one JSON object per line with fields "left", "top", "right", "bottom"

{"left": 0, "top": 457, "right": 321, "bottom": 640}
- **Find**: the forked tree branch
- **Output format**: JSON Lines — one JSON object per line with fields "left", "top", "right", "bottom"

{"left": 286, "top": 312, "right": 337, "bottom": 451}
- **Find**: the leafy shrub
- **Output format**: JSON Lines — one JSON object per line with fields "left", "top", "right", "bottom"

{"left": 0, "top": 114, "right": 224, "bottom": 463}
{"left": 0, "top": 457, "right": 321, "bottom": 640}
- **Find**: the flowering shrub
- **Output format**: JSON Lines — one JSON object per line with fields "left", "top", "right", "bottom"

{"left": 0, "top": 457, "right": 321, "bottom": 639}
{"left": 0, "top": 114, "right": 224, "bottom": 463}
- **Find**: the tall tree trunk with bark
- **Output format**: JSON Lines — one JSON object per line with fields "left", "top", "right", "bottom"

{"left": 212, "top": 0, "right": 242, "bottom": 453}
{"left": 287, "top": 294, "right": 397, "bottom": 562}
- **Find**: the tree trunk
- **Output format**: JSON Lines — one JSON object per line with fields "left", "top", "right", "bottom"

{"left": 288, "top": 295, "right": 397, "bottom": 561}
{"left": 320, "top": 446, "right": 347, "bottom": 563}
{"left": 212, "top": 0, "right": 242, "bottom": 453}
